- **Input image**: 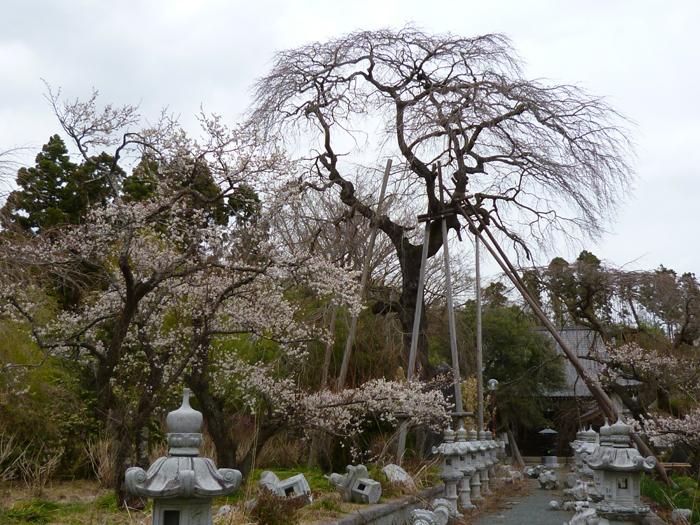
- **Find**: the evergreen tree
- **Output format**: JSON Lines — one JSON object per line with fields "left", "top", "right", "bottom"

{"left": 1, "top": 135, "right": 119, "bottom": 233}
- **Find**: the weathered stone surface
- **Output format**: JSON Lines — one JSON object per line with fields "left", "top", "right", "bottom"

{"left": 525, "top": 465, "right": 544, "bottom": 478}
{"left": 352, "top": 478, "right": 382, "bottom": 504}
{"left": 671, "top": 508, "right": 692, "bottom": 524}
{"left": 328, "top": 464, "right": 382, "bottom": 504}
{"left": 326, "top": 485, "right": 443, "bottom": 525}
{"left": 538, "top": 470, "right": 559, "bottom": 490}
{"left": 125, "top": 389, "right": 241, "bottom": 525}
{"left": 585, "top": 418, "right": 655, "bottom": 521}
{"left": 382, "top": 463, "right": 415, "bottom": 489}
{"left": 563, "top": 479, "right": 595, "bottom": 503}
{"left": 543, "top": 455, "right": 559, "bottom": 468}
{"left": 565, "top": 472, "right": 578, "bottom": 489}
{"left": 566, "top": 505, "right": 610, "bottom": 525}
{"left": 259, "top": 470, "right": 311, "bottom": 502}
{"left": 408, "top": 498, "right": 452, "bottom": 525}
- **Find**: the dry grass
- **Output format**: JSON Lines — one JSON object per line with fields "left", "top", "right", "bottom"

{"left": 256, "top": 435, "right": 305, "bottom": 468}
{"left": 84, "top": 434, "right": 117, "bottom": 489}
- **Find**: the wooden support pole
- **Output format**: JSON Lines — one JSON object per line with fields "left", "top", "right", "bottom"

{"left": 396, "top": 220, "right": 431, "bottom": 463}
{"left": 475, "top": 236, "right": 484, "bottom": 433}
{"left": 336, "top": 159, "right": 392, "bottom": 391}
{"left": 454, "top": 199, "right": 670, "bottom": 484}
{"left": 442, "top": 210, "right": 464, "bottom": 421}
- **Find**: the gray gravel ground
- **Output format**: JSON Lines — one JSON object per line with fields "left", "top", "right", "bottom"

{"left": 473, "top": 478, "right": 574, "bottom": 525}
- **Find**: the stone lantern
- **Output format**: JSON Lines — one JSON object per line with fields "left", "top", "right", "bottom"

{"left": 570, "top": 427, "right": 585, "bottom": 460}
{"left": 454, "top": 425, "right": 475, "bottom": 510}
{"left": 485, "top": 430, "right": 498, "bottom": 482}
{"left": 539, "top": 427, "right": 559, "bottom": 468}
{"left": 585, "top": 418, "right": 656, "bottom": 521}
{"left": 467, "top": 429, "right": 484, "bottom": 503}
{"left": 571, "top": 426, "right": 598, "bottom": 478}
{"left": 477, "top": 431, "right": 492, "bottom": 495}
{"left": 433, "top": 425, "right": 463, "bottom": 514}
{"left": 125, "top": 389, "right": 242, "bottom": 525}
{"left": 328, "top": 464, "right": 382, "bottom": 504}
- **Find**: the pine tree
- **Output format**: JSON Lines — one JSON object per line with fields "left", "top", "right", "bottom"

{"left": 1, "top": 135, "right": 119, "bottom": 233}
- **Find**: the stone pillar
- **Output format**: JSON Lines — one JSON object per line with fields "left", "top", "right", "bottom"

{"left": 440, "top": 466, "right": 463, "bottom": 514}
{"left": 455, "top": 426, "right": 475, "bottom": 510}
{"left": 468, "top": 429, "right": 484, "bottom": 503}
{"left": 478, "top": 431, "right": 491, "bottom": 495}
{"left": 433, "top": 425, "right": 464, "bottom": 516}
{"left": 486, "top": 430, "right": 498, "bottom": 482}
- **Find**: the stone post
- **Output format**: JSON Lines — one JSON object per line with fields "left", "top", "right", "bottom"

{"left": 478, "top": 430, "right": 491, "bottom": 495}
{"left": 468, "top": 429, "right": 484, "bottom": 503}
{"left": 455, "top": 425, "right": 475, "bottom": 510}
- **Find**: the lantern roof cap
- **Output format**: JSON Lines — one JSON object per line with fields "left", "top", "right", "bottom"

{"left": 124, "top": 389, "right": 242, "bottom": 499}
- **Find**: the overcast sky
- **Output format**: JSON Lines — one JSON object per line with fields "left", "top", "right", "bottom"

{"left": 1, "top": 0, "right": 698, "bottom": 275}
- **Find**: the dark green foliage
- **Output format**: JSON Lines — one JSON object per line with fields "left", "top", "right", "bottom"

{"left": 1, "top": 135, "right": 120, "bottom": 233}
{"left": 543, "top": 251, "right": 614, "bottom": 333}
{"left": 228, "top": 183, "right": 261, "bottom": 225}
{"left": 0, "top": 320, "right": 100, "bottom": 479}
{"left": 482, "top": 305, "right": 565, "bottom": 430}
{"left": 453, "top": 291, "right": 565, "bottom": 431}
{"left": 121, "top": 154, "right": 159, "bottom": 202}
{"left": 122, "top": 154, "right": 261, "bottom": 227}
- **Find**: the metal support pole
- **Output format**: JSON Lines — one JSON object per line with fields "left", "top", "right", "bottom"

{"left": 475, "top": 236, "right": 484, "bottom": 432}
{"left": 336, "top": 159, "right": 392, "bottom": 391}
{"left": 396, "top": 220, "right": 431, "bottom": 463}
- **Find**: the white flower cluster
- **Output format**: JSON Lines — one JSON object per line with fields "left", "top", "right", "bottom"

{"left": 300, "top": 378, "right": 451, "bottom": 436}
{"left": 596, "top": 342, "right": 700, "bottom": 395}
{"left": 598, "top": 342, "right": 700, "bottom": 451}
{"left": 635, "top": 408, "right": 700, "bottom": 448}
{"left": 211, "top": 352, "right": 450, "bottom": 441}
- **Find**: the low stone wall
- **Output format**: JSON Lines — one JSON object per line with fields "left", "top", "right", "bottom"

{"left": 319, "top": 485, "right": 443, "bottom": 525}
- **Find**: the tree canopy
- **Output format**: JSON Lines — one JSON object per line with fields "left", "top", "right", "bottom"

{"left": 252, "top": 27, "right": 632, "bottom": 377}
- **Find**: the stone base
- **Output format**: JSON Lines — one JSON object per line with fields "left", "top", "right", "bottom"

{"left": 595, "top": 501, "right": 650, "bottom": 522}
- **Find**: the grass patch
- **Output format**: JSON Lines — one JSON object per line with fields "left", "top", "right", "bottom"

{"left": 642, "top": 474, "right": 700, "bottom": 524}
{"left": 248, "top": 466, "right": 333, "bottom": 492}
{"left": 1, "top": 499, "right": 61, "bottom": 524}
{"left": 0, "top": 492, "right": 150, "bottom": 525}
{"left": 306, "top": 496, "right": 343, "bottom": 513}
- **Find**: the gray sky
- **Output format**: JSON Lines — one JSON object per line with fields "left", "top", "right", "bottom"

{"left": 1, "top": 0, "right": 698, "bottom": 275}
